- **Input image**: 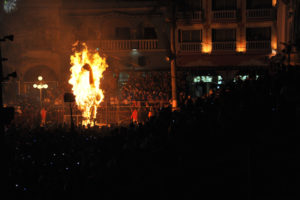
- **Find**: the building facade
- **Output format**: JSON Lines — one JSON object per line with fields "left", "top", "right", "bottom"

{"left": 1, "top": 0, "right": 298, "bottom": 101}
{"left": 175, "top": 0, "right": 278, "bottom": 80}
{"left": 2, "top": 0, "right": 170, "bottom": 97}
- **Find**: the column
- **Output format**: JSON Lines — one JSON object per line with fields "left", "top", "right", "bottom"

{"left": 236, "top": 0, "right": 246, "bottom": 52}
{"left": 203, "top": 0, "right": 212, "bottom": 53}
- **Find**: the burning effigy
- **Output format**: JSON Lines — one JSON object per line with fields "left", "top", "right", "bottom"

{"left": 69, "top": 42, "right": 108, "bottom": 127}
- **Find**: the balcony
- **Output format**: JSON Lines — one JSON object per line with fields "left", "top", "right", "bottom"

{"left": 296, "top": 54, "right": 300, "bottom": 65}
{"left": 99, "top": 39, "right": 158, "bottom": 51}
{"left": 212, "top": 10, "right": 236, "bottom": 21}
{"left": 246, "top": 8, "right": 275, "bottom": 21}
{"left": 246, "top": 40, "right": 271, "bottom": 51}
{"left": 212, "top": 41, "right": 236, "bottom": 51}
{"left": 178, "top": 42, "right": 202, "bottom": 53}
{"left": 177, "top": 11, "right": 203, "bottom": 22}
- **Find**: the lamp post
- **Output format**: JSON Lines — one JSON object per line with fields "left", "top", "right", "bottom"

{"left": 33, "top": 76, "right": 48, "bottom": 107}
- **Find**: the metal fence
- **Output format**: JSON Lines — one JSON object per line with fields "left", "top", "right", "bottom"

{"left": 63, "top": 102, "right": 169, "bottom": 127}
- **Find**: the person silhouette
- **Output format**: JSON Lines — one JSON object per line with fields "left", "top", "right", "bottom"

{"left": 40, "top": 107, "right": 47, "bottom": 126}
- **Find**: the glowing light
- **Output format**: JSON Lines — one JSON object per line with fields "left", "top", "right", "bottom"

{"left": 272, "top": 0, "right": 277, "bottom": 6}
{"left": 38, "top": 76, "right": 43, "bottom": 81}
{"left": 69, "top": 42, "right": 109, "bottom": 127}
{"left": 269, "top": 37, "right": 278, "bottom": 58}
{"left": 269, "top": 49, "right": 277, "bottom": 58}
{"left": 4, "top": 0, "right": 17, "bottom": 13}
{"left": 193, "top": 76, "right": 213, "bottom": 83}
{"left": 271, "top": 40, "right": 277, "bottom": 50}
{"left": 33, "top": 84, "right": 37, "bottom": 88}
{"left": 236, "top": 47, "right": 246, "bottom": 53}
{"left": 218, "top": 76, "right": 223, "bottom": 84}
{"left": 236, "top": 41, "right": 246, "bottom": 53}
{"left": 131, "top": 49, "right": 139, "bottom": 56}
{"left": 202, "top": 43, "right": 212, "bottom": 53}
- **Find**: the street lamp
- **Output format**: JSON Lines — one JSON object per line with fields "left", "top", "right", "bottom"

{"left": 33, "top": 76, "right": 48, "bottom": 107}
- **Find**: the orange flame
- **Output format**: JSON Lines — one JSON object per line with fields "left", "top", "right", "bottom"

{"left": 69, "top": 42, "right": 108, "bottom": 127}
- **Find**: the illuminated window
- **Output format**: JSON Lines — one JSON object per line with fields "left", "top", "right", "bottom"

{"left": 218, "top": 75, "right": 223, "bottom": 84}
{"left": 193, "top": 76, "right": 213, "bottom": 83}
{"left": 238, "top": 75, "right": 249, "bottom": 81}
{"left": 194, "top": 76, "right": 201, "bottom": 83}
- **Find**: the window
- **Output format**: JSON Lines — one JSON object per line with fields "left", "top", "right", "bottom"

{"left": 212, "top": 29, "right": 236, "bottom": 42}
{"left": 138, "top": 56, "right": 146, "bottom": 66}
{"left": 115, "top": 27, "right": 131, "bottom": 39}
{"left": 178, "top": 0, "right": 202, "bottom": 11}
{"left": 178, "top": 30, "right": 202, "bottom": 42}
{"left": 246, "top": 27, "right": 271, "bottom": 41}
{"left": 144, "top": 27, "right": 157, "bottom": 39}
{"left": 212, "top": 0, "right": 237, "bottom": 10}
{"left": 193, "top": 76, "right": 213, "bottom": 83}
{"left": 246, "top": 0, "right": 272, "bottom": 9}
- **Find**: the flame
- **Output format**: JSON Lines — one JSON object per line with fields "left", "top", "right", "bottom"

{"left": 69, "top": 42, "right": 108, "bottom": 127}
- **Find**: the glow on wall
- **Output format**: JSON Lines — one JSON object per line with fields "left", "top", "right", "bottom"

{"left": 202, "top": 43, "right": 212, "bottom": 53}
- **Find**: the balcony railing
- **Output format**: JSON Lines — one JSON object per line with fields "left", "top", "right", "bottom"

{"left": 246, "top": 40, "right": 271, "bottom": 51}
{"left": 212, "top": 41, "right": 236, "bottom": 51}
{"left": 179, "top": 42, "right": 202, "bottom": 53}
{"left": 296, "top": 54, "right": 300, "bottom": 64}
{"left": 177, "top": 11, "right": 203, "bottom": 22}
{"left": 246, "top": 8, "right": 274, "bottom": 20}
{"left": 99, "top": 39, "right": 158, "bottom": 50}
{"left": 212, "top": 10, "right": 236, "bottom": 21}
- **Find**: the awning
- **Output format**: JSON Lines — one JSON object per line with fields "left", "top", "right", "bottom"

{"left": 177, "top": 53, "right": 269, "bottom": 67}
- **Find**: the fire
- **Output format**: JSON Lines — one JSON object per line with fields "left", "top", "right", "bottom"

{"left": 69, "top": 42, "right": 108, "bottom": 127}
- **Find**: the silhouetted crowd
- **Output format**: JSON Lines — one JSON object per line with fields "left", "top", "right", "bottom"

{"left": 119, "top": 71, "right": 190, "bottom": 105}
{"left": 3, "top": 67, "right": 300, "bottom": 199}
{"left": 119, "top": 71, "right": 171, "bottom": 104}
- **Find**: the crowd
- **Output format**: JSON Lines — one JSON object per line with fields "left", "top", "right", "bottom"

{"left": 4, "top": 71, "right": 192, "bottom": 127}
{"left": 119, "top": 71, "right": 171, "bottom": 104}
{"left": 3, "top": 67, "right": 300, "bottom": 199}
{"left": 119, "top": 71, "right": 190, "bottom": 105}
